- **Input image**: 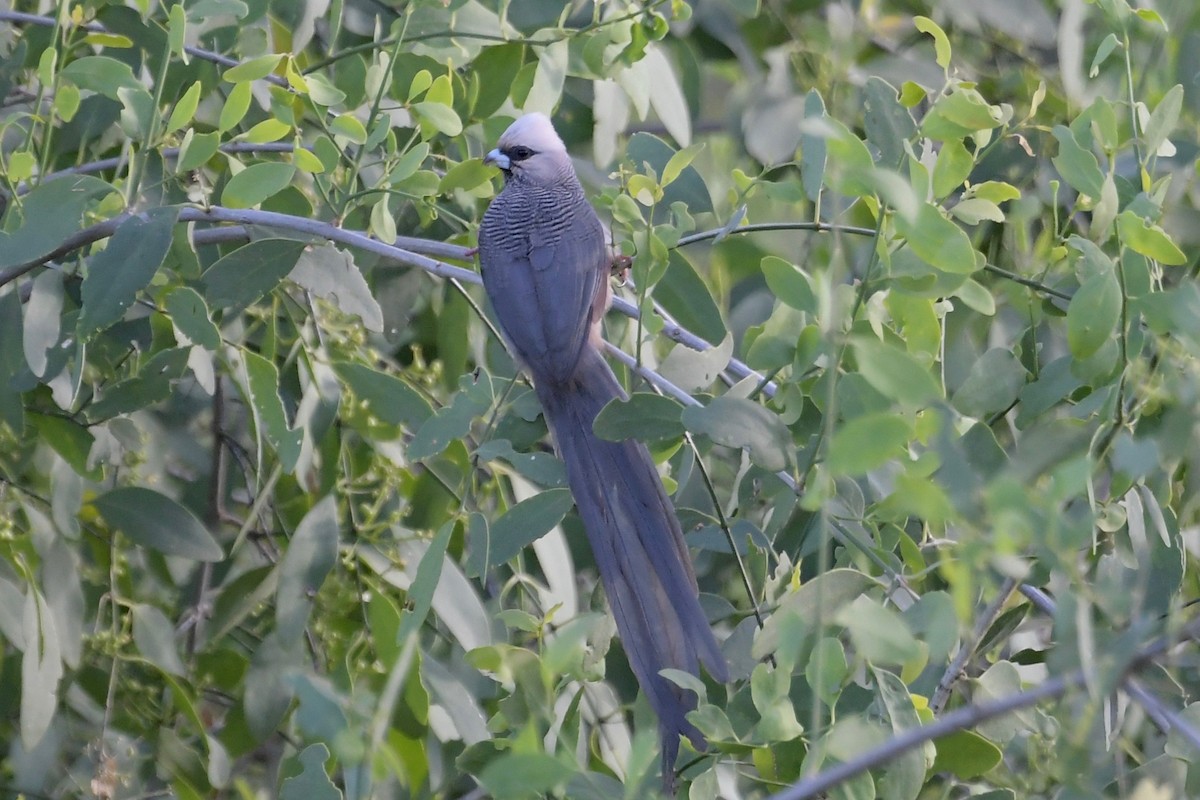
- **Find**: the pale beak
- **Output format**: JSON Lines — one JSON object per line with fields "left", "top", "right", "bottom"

{"left": 484, "top": 148, "right": 511, "bottom": 170}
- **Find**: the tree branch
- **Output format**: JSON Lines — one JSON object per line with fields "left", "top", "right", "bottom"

{"left": 768, "top": 616, "right": 1200, "bottom": 800}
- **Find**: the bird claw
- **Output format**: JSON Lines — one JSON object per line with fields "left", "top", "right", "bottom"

{"left": 610, "top": 254, "right": 632, "bottom": 285}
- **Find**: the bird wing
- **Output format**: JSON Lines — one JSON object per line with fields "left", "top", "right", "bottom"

{"left": 480, "top": 188, "right": 608, "bottom": 385}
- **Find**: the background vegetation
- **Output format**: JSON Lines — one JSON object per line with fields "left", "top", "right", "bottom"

{"left": 2, "top": 0, "right": 1199, "bottom": 797}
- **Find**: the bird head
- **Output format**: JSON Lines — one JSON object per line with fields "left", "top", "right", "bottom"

{"left": 484, "top": 112, "right": 573, "bottom": 183}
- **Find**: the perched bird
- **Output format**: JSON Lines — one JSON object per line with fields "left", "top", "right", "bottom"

{"left": 477, "top": 112, "right": 728, "bottom": 789}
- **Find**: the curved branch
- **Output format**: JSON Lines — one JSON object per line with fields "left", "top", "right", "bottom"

{"left": 1019, "top": 584, "right": 1200, "bottom": 754}
{"left": 769, "top": 616, "right": 1200, "bottom": 800}
{"left": 676, "top": 220, "right": 1073, "bottom": 302}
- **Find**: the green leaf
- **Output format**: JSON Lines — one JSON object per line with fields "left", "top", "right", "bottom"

{"left": 23, "top": 268, "right": 64, "bottom": 378}
{"left": 411, "top": 101, "right": 463, "bottom": 137}
{"left": 626, "top": 132, "right": 714, "bottom": 213}
{"left": 244, "top": 118, "right": 292, "bottom": 144}
{"left": 289, "top": 243, "right": 384, "bottom": 332}
{"left": 92, "top": 487, "right": 223, "bottom": 560}
{"left": 78, "top": 207, "right": 180, "bottom": 341}
{"left": 662, "top": 142, "right": 705, "bottom": 187}
{"left": 408, "top": 373, "right": 492, "bottom": 461}
{"left": 439, "top": 159, "right": 493, "bottom": 194}
{"left": 1142, "top": 84, "right": 1183, "bottom": 157}
{"left": 593, "top": 393, "right": 684, "bottom": 442}
{"left": 202, "top": 238, "right": 307, "bottom": 309}
{"left": 827, "top": 412, "right": 912, "bottom": 476}
{"left": 932, "top": 138, "right": 973, "bottom": 198}
{"left": 305, "top": 72, "right": 346, "bottom": 106}
{"left": 801, "top": 90, "right": 828, "bottom": 201}
{"left": 164, "top": 287, "right": 221, "bottom": 349}
{"left": 951, "top": 349, "right": 1028, "bottom": 418}
{"left": 223, "top": 53, "right": 284, "bottom": 83}
{"left": 487, "top": 489, "right": 574, "bottom": 568}
{"left": 922, "top": 89, "right": 1005, "bottom": 140}
{"left": 280, "top": 744, "right": 342, "bottom": 800}
{"left": 21, "top": 588, "right": 62, "bottom": 749}
{"left": 932, "top": 729, "right": 1003, "bottom": 779}
{"left": 753, "top": 568, "right": 878, "bottom": 662}
{"left": 221, "top": 162, "right": 296, "bottom": 208}
{"left": 914, "top": 16, "right": 952, "bottom": 70}
{"left": 87, "top": 347, "right": 190, "bottom": 420}
{"left": 167, "top": 3, "right": 186, "bottom": 56}
{"left": 240, "top": 349, "right": 303, "bottom": 471}
{"left": 218, "top": 81, "right": 252, "bottom": 132}
{"left": 762, "top": 256, "right": 816, "bottom": 312}
{"left": 177, "top": 129, "right": 221, "bottom": 171}
{"left": 333, "top": 361, "right": 433, "bottom": 429}
{"left": 397, "top": 520, "right": 454, "bottom": 643}
{"left": 1051, "top": 125, "right": 1105, "bottom": 198}
{"left": 1116, "top": 211, "right": 1186, "bottom": 265}
{"left": 276, "top": 496, "right": 339, "bottom": 641}
{"left": 132, "top": 604, "right": 186, "bottom": 676}
{"left": 682, "top": 395, "right": 792, "bottom": 471}
{"left": 1067, "top": 270, "right": 1121, "bottom": 360}
{"left": 60, "top": 55, "right": 140, "bottom": 98}
{"left": 27, "top": 413, "right": 99, "bottom": 480}
{"left": 836, "top": 594, "right": 922, "bottom": 666}
{"left": 0, "top": 176, "right": 117, "bottom": 271}
{"left": 852, "top": 337, "right": 941, "bottom": 408}
{"left": 655, "top": 250, "right": 727, "bottom": 345}
{"left": 329, "top": 113, "right": 368, "bottom": 144}
{"left": 896, "top": 203, "right": 979, "bottom": 274}
{"left": 479, "top": 754, "right": 573, "bottom": 800}
{"left": 806, "top": 637, "right": 848, "bottom": 706}
{"left": 863, "top": 77, "right": 916, "bottom": 170}
{"left": 166, "top": 81, "right": 202, "bottom": 133}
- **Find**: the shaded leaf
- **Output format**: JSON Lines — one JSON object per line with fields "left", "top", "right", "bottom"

{"left": 288, "top": 243, "right": 384, "bottom": 331}
{"left": 594, "top": 392, "right": 684, "bottom": 442}
{"left": 487, "top": 489, "right": 574, "bottom": 569}
{"left": 952, "top": 349, "right": 1028, "bottom": 418}
{"left": 1067, "top": 270, "right": 1121, "bottom": 360}
{"left": 852, "top": 337, "right": 941, "bottom": 408}
{"left": 276, "top": 496, "right": 339, "bottom": 641}
{"left": 164, "top": 286, "right": 221, "bottom": 349}
{"left": 21, "top": 588, "right": 62, "bottom": 749}
{"left": 827, "top": 412, "right": 912, "bottom": 476}
{"left": 203, "top": 238, "right": 308, "bottom": 310}
{"left": 132, "top": 604, "right": 186, "bottom": 676}
{"left": 0, "top": 176, "right": 117, "bottom": 271}
{"left": 78, "top": 207, "right": 180, "bottom": 340}
{"left": 240, "top": 349, "right": 303, "bottom": 471}
{"left": 92, "top": 487, "right": 222, "bottom": 560}
{"left": 333, "top": 361, "right": 433, "bottom": 428}
{"left": 682, "top": 395, "right": 792, "bottom": 471}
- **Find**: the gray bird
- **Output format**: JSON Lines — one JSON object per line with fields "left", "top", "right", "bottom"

{"left": 478, "top": 113, "right": 729, "bottom": 790}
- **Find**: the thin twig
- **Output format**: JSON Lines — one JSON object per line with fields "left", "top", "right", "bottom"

{"left": 929, "top": 577, "right": 1019, "bottom": 715}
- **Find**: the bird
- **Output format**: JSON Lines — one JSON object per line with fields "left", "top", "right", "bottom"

{"left": 477, "top": 112, "right": 729, "bottom": 791}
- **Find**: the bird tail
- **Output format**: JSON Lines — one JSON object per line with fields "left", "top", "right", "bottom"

{"left": 533, "top": 347, "right": 728, "bottom": 773}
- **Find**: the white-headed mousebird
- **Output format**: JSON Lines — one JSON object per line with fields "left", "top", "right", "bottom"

{"left": 477, "top": 112, "right": 729, "bottom": 792}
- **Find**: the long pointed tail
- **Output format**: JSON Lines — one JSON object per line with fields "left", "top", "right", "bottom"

{"left": 534, "top": 348, "right": 728, "bottom": 770}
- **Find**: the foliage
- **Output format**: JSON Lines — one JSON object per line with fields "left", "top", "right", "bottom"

{"left": 1, "top": 0, "right": 1199, "bottom": 798}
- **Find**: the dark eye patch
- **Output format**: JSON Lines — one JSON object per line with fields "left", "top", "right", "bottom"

{"left": 506, "top": 145, "right": 535, "bottom": 161}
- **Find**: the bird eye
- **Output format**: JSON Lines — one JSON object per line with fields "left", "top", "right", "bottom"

{"left": 510, "top": 145, "right": 535, "bottom": 161}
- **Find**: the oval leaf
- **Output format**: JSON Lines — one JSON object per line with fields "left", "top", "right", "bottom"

{"left": 92, "top": 487, "right": 222, "bottom": 561}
